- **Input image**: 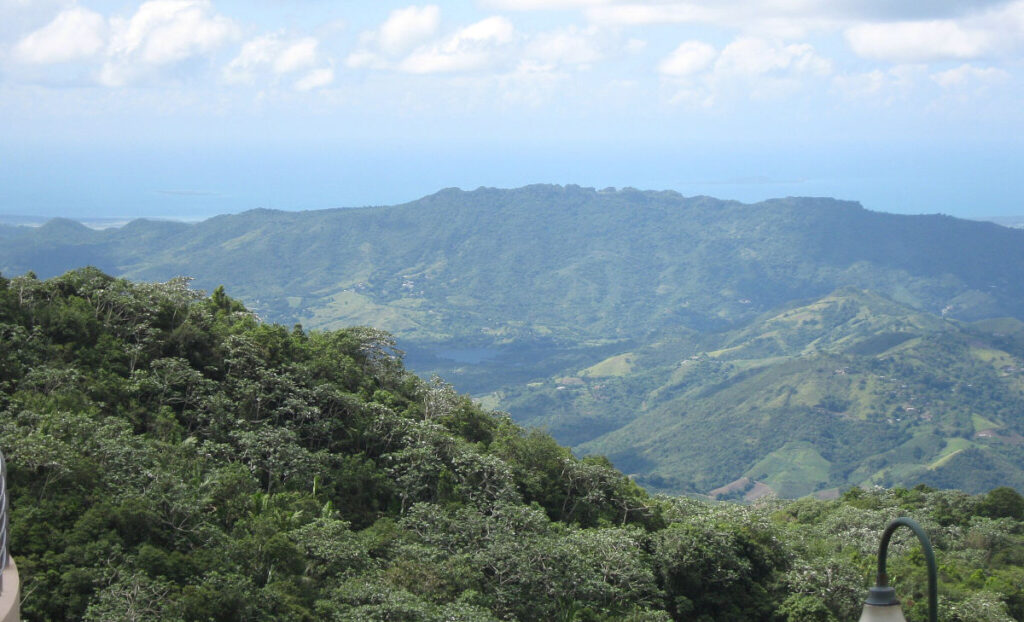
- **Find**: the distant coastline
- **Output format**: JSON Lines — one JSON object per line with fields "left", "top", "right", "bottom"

{"left": 0, "top": 215, "right": 200, "bottom": 230}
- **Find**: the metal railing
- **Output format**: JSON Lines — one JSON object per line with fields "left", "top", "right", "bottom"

{"left": 0, "top": 449, "right": 8, "bottom": 593}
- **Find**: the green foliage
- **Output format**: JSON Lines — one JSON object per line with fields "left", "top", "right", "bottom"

{"left": 0, "top": 270, "right": 666, "bottom": 620}
{"left": 502, "top": 289, "right": 1024, "bottom": 497}
{"left": 7, "top": 187, "right": 1024, "bottom": 505}
{"left": 6, "top": 187, "right": 1024, "bottom": 343}
{"left": 979, "top": 487, "right": 1024, "bottom": 520}
{"left": 3, "top": 271, "right": 1024, "bottom": 621}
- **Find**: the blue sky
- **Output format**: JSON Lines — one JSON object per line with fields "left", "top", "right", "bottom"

{"left": 1, "top": 0, "right": 1022, "bottom": 220}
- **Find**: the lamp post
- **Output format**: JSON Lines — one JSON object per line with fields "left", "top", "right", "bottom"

{"left": 859, "top": 517, "right": 937, "bottom": 622}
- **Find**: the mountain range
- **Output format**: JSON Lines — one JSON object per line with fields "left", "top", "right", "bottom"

{"left": 4, "top": 184, "right": 1024, "bottom": 496}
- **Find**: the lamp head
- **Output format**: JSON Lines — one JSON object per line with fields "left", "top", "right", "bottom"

{"left": 859, "top": 586, "right": 907, "bottom": 622}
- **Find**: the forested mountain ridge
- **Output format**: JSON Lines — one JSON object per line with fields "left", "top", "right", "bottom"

{"left": 3, "top": 185, "right": 1024, "bottom": 343}
{"left": 499, "top": 289, "right": 1024, "bottom": 497}
{"left": 1, "top": 269, "right": 1024, "bottom": 621}
{"left": 5, "top": 185, "right": 1024, "bottom": 497}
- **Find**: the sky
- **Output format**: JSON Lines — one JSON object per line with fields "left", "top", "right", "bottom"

{"left": 1, "top": 0, "right": 1022, "bottom": 220}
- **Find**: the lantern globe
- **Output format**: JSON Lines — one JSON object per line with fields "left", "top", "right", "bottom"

{"left": 859, "top": 603, "right": 908, "bottom": 622}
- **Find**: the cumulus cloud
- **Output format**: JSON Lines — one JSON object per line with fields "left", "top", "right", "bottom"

{"left": 495, "top": 60, "right": 567, "bottom": 106}
{"left": 508, "top": 0, "right": 1013, "bottom": 26}
{"left": 349, "top": 7, "right": 518, "bottom": 75}
{"left": 107, "top": 1, "right": 236, "bottom": 65}
{"left": 658, "top": 41, "right": 716, "bottom": 76}
{"left": 294, "top": 67, "right": 335, "bottom": 91}
{"left": 659, "top": 37, "right": 831, "bottom": 80}
{"left": 274, "top": 38, "right": 319, "bottom": 74}
{"left": 349, "top": 7, "right": 644, "bottom": 78}
{"left": 586, "top": 3, "right": 716, "bottom": 26}
{"left": 831, "top": 64, "right": 927, "bottom": 100}
{"left": 378, "top": 5, "right": 441, "bottom": 55}
{"left": 481, "top": 0, "right": 610, "bottom": 9}
{"left": 6, "top": 0, "right": 1020, "bottom": 108}
{"left": 845, "top": 20, "right": 993, "bottom": 62}
{"left": 831, "top": 69, "right": 886, "bottom": 97}
{"left": 13, "top": 7, "right": 107, "bottom": 64}
{"left": 347, "top": 4, "right": 441, "bottom": 68}
{"left": 831, "top": 0, "right": 1010, "bottom": 21}
{"left": 534, "top": 0, "right": 1024, "bottom": 51}
{"left": 225, "top": 35, "right": 327, "bottom": 88}
{"left": 582, "top": 2, "right": 843, "bottom": 39}
{"left": 100, "top": 0, "right": 238, "bottom": 86}
{"left": 660, "top": 37, "right": 832, "bottom": 105}
{"left": 715, "top": 38, "right": 831, "bottom": 76}
{"left": 397, "top": 16, "right": 516, "bottom": 74}
{"left": 9, "top": 0, "right": 242, "bottom": 86}
{"left": 561, "top": 1, "right": 1024, "bottom": 64}
{"left": 931, "top": 63, "right": 1009, "bottom": 88}
{"left": 525, "top": 25, "right": 606, "bottom": 67}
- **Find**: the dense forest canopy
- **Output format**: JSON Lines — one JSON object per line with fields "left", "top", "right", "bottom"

{"left": 1, "top": 269, "right": 1023, "bottom": 621}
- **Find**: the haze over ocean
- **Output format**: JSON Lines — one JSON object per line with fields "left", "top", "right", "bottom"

{"left": 3, "top": 139, "right": 1020, "bottom": 221}
{"left": 2, "top": 1, "right": 1022, "bottom": 220}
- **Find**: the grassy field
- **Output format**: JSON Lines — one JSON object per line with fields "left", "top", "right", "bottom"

{"left": 580, "top": 353, "right": 636, "bottom": 377}
{"left": 744, "top": 441, "right": 832, "bottom": 498}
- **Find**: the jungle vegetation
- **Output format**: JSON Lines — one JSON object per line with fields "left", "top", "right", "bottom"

{"left": 1, "top": 269, "right": 1023, "bottom": 621}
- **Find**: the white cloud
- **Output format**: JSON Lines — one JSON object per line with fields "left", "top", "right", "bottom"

{"left": 455, "top": 15, "right": 517, "bottom": 43}
{"left": 275, "top": 38, "right": 319, "bottom": 74}
{"left": 349, "top": 9, "right": 630, "bottom": 77}
{"left": 496, "top": 60, "right": 566, "bottom": 106}
{"left": 581, "top": 2, "right": 840, "bottom": 39}
{"left": 378, "top": 5, "right": 441, "bottom": 55}
{"left": 482, "top": 0, "right": 610, "bottom": 9}
{"left": 101, "top": 0, "right": 238, "bottom": 86}
{"left": 108, "top": 1, "right": 237, "bottom": 65}
{"left": 397, "top": 16, "right": 516, "bottom": 74}
{"left": 549, "top": 0, "right": 1024, "bottom": 47}
{"left": 831, "top": 64, "right": 927, "bottom": 100}
{"left": 845, "top": 20, "right": 993, "bottom": 62}
{"left": 525, "top": 25, "right": 605, "bottom": 66}
{"left": 224, "top": 35, "right": 324, "bottom": 85}
{"left": 831, "top": 69, "right": 886, "bottom": 97}
{"left": 294, "top": 67, "right": 335, "bottom": 91}
{"left": 931, "top": 63, "right": 1009, "bottom": 88}
{"left": 345, "top": 50, "right": 382, "bottom": 70}
{"left": 347, "top": 5, "right": 442, "bottom": 69}
{"left": 13, "top": 8, "right": 107, "bottom": 64}
{"left": 625, "top": 38, "right": 647, "bottom": 53}
{"left": 661, "top": 37, "right": 833, "bottom": 105}
{"left": 223, "top": 35, "right": 277, "bottom": 82}
{"left": 715, "top": 38, "right": 831, "bottom": 76}
{"left": 658, "top": 40, "right": 715, "bottom": 76}
{"left": 586, "top": 3, "right": 716, "bottom": 26}
{"left": 509, "top": 0, "right": 1015, "bottom": 26}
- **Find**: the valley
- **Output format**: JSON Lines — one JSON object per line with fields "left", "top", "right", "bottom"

{"left": 4, "top": 185, "right": 1024, "bottom": 498}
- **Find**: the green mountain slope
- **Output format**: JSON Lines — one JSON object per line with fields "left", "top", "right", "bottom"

{"left": 0, "top": 269, "right": 668, "bottom": 620}
{"left": 3, "top": 186, "right": 1024, "bottom": 345}
{"left": 3, "top": 270, "right": 1024, "bottom": 622}
{"left": 5, "top": 186, "right": 1024, "bottom": 495}
{"left": 498, "top": 290, "right": 1024, "bottom": 496}
{"left": 0, "top": 223, "right": 27, "bottom": 239}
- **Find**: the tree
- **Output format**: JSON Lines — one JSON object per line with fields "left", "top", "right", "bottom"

{"left": 978, "top": 487, "right": 1024, "bottom": 521}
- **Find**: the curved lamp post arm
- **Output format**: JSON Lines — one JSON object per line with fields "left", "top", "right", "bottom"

{"left": 872, "top": 517, "right": 938, "bottom": 622}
